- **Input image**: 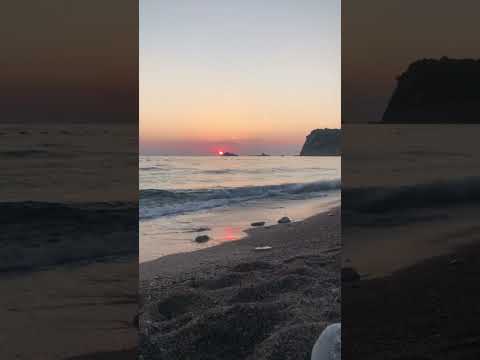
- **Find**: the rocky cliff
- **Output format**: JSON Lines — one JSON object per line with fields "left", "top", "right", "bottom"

{"left": 383, "top": 57, "right": 480, "bottom": 123}
{"left": 300, "top": 129, "right": 341, "bottom": 156}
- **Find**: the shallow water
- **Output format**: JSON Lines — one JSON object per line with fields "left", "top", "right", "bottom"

{"left": 140, "top": 156, "right": 340, "bottom": 261}
{"left": 0, "top": 123, "right": 138, "bottom": 270}
{"left": 342, "top": 124, "right": 480, "bottom": 277}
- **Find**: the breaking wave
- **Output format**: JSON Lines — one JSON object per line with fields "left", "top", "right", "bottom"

{"left": 140, "top": 179, "right": 340, "bottom": 219}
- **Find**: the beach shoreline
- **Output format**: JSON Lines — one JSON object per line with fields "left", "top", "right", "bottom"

{"left": 140, "top": 206, "right": 340, "bottom": 360}
{"left": 0, "top": 256, "right": 138, "bottom": 359}
{"left": 140, "top": 205, "right": 340, "bottom": 281}
{"left": 140, "top": 155, "right": 340, "bottom": 262}
{"left": 140, "top": 195, "right": 340, "bottom": 262}
{"left": 343, "top": 204, "right": 480, "bottom": 279}
{"left": 344, "top": 238, "right": 480, "bottom": 359}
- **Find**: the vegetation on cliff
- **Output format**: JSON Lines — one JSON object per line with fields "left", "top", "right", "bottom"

{"left": 300, "top": 129, "right": 341, "bottom": 156}
{"left": 383, "top": 57, "right": 480, "bottom": 123}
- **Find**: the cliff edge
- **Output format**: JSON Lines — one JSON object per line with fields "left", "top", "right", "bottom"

{"left": 383, "top": 57, "right": 480, "bottom": 123}
{"left": 300, "top": 129, "right": 341, "bottom": 156}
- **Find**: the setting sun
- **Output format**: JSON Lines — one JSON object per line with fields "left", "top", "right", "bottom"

{"left": 218, "top": 151, "right": 224, "bottom": 156}
{"left": 139, "top": 0, "right": 340, "bottom": 156}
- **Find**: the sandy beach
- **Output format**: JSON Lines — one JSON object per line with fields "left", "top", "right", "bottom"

{"left": 344, "top": 237, "right": 480, "bottom": 359}
{"left": 140, "top": 207, "right": 340, "bottom": 360}
{"left": 0, "top": 200, "right": 139, "bottom": 359}
{"left": 0, "top": 258, "right": 138, "bottom": 360}
{"left": 343, "top": 204, "right": 480, "bottom": 278}
{"left": 342, "top": 202, "right": 480, "bottom": 359}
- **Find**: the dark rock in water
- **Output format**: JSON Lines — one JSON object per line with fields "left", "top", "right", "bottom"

{"left": 195, "top": 235, "right": 210, "bottom": 243}
{"left": 383, "top": 57, "right": 480, "bottom": 123}
{"left": 260, "top": 153, "right": 270, "bottom": 156}
{"left": 342, "top": 267, "right": 360, "bottom": 282}
{"left": 300, "top": 128, "right": 341, "bottom": 156}
{"left": 251, "top": 221, "right": 266, "bottom": 227}
{"left": 222, "top": 152, "right": 238, "bottom": 156}
{"left": 278, "top": 216, "right": 291, "bottom": 224}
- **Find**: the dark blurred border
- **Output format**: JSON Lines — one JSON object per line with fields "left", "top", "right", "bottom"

{"left": 342, "top": 2, "right": 480, "bottom": 359}
{"left": 0, "top": 1, "right": 138, "bottom": 358}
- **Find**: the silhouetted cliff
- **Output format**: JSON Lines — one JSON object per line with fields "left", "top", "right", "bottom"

{"left": 300, "top": 129, "right": 341, "bottom": 156}
{"left": 383, "top": 58, "right": 480, "bottom": 123}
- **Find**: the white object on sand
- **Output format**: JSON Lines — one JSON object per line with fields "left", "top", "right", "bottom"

{"left": 311, "top": 323, "right": 341, "bottom": 360}
{"left": 254, "top": 246, "right": 272, "bottom": 251}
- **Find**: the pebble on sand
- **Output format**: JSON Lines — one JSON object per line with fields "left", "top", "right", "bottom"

{"left": 278, "top": 216, "right": 291, "bottom": 224}
{"left": 195, "top": 235, "right": 210, "bottom": 243}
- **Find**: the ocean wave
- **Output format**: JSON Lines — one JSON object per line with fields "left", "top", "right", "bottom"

{"left": 0, "top": 201, "right": 138, "bottom": 271}
{"left": 140, "top": 179, "right": 340, "bottom": 219}
{"left": 0, "top": 200, "right": 137, "bottom": 222}
{"left": 343, "top": 176, "right": 480, "bottom": 213}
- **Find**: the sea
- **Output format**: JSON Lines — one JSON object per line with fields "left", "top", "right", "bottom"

{"left": 140, "top": 155, "right": 341, "bottom": 262}
{"left": 1, "top": 123, "right": 138, "bottom": 271}
{"left": 342, "top": 124, "right": 480, "bottom": 277}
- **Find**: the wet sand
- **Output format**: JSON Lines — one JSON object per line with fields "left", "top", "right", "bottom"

{"left": 140, "top": 207, "right": 340, "bottom": 360}
{"left": 343, "top": 205, "right": 480, "bottom": 278}
{"left": 344, "top": 239, "right": 480, "bottom": 359}
{"left": 0, "top": 258, "right": 138, "bottom": 360}
{"left": 343, "top": 204, "right": 480, "bottom": 359}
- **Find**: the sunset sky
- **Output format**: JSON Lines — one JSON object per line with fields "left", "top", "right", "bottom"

{"left": 140, "top": 0, "right": 340, "bottom": 155}
{"left": 1, "top": 1, "right": 137, "bottom": 123}
{"left": 342, "top": 0, "right": 480, "bottom": 123}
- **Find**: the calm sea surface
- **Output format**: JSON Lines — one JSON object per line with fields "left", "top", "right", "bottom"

{"left": 140, "top": 156, "right": 340, "bottom": 262}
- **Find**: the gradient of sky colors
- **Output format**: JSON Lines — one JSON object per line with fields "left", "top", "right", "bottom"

{"left": 140, "top": 0, "right": 340, "bottom": 155}
{"left": 342, "top": 0, "right": 480, "bottom": 123}
{"left": 1, "top": 1, "right": 137, "bottom": 123}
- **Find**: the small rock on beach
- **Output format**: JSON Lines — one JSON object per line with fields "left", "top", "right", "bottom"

{"left": 195, "top": 235, "right": 210, "bottom": 243}
{"left": 278, "top": 216, "right": 291, "bottom": 224}
{"left": 251, "top": 221, "right": 266, "bottom": 227}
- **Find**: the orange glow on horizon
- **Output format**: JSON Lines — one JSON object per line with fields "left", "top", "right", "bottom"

{"left": 140, "top": 1, "right": 340, "bottom": 154}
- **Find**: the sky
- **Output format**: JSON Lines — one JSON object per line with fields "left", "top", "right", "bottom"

{"left": 1, "top": 1, "right": 138, "bottom": 123}
{"left": 342, "top": 0, "right": 480, "bottom": 123}
{"left": 140, "top": 0, "right": 340, "bottom": 155}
